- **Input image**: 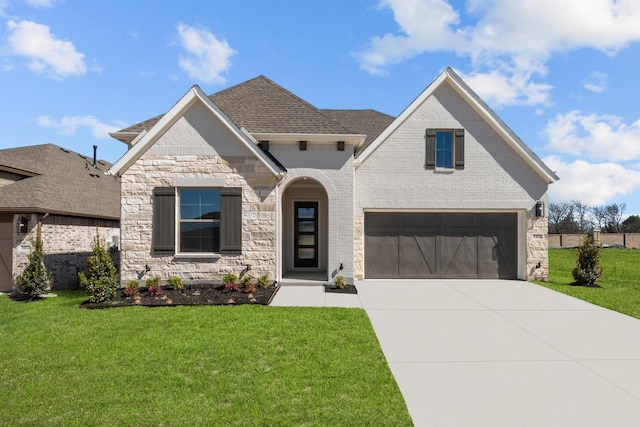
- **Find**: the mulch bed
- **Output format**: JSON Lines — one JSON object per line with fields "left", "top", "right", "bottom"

{"left": 80, "top": 284, "right": 280, "bottom": 309}
{"left": 324, "top": 284, "right": 358, "bottom": 294}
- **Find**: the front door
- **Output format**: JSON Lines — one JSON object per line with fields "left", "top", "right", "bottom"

{"left": 294, "top": 201, "right": 318, "bottom": 268}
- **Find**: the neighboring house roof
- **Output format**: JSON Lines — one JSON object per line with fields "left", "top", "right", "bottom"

{"left": 356, "top": 67, "right": 559, "bottom": 183}
{"left": 112, "top": 76, "right": 372, "bottom": 144}
{"left": 0, "top": 144, "right": 120, "bottom": 219}
{"left": 108, "top": 85, "right": 288, "bottom": 177}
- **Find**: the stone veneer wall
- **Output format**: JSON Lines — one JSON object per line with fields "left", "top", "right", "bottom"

{"left": 353, "top": 215, "right": 364, "bottom": 279}
{"left": 13, "top": 214, "right": 120, "bottom": 289}
{"left": 526, "top": 213, "right": 549, "bottom": 281}
{"left": 119, "top": 153, "right": 278, "bottom": 285}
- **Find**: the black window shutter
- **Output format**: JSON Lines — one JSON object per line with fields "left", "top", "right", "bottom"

{"left": 425, "top": 129, "right": 436, "bottom": 169}
{"left": 152, "top": 187, "right": 175, "bottom": 254}
{"left": 220, "top": 188, "right": 242, "bottom": 254}
{"left": 455, "top": 129, "right": 465, "bottom": 170}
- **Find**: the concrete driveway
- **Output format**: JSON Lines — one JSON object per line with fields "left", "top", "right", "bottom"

{"left": 271, "top": 280, "right": 640, "bottom": 426}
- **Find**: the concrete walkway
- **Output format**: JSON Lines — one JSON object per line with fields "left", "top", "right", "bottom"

{"left": 271, "top": 280, "right": 640, "bottom": 426}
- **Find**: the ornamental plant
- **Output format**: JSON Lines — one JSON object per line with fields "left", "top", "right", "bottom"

{"left": 257, "top": 274, "right": 271, "bottom": 288}
{"left": 239, "top": 274, "right": 254, "bottom": 288}
{"left": 78, "top": 233, "right": 119, "bottom": 303}
{"left": 168, "top": 276, "right": 183, "bottom": 290}
{"left": 123, "top": 280, "right": 139, "bottom": 297}
{"left": 334, "top": 275, "right": 346, "bottom": 289}
{"left": 572, "top": 234, "right": 603, "bottom": 287}
{"left": 146, "top": 276, "right": 163, "bottom": 296}
{"left": 15, "top": 234, "right": 53, "bottom": 298}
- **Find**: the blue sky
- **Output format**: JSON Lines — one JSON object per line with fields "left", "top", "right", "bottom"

{"left": 2, "top": 0, "right": 640, "bottom": 215}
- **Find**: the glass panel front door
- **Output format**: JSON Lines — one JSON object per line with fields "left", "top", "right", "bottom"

{"left": 294, "top": 201, "right": 318, "bottom": 267}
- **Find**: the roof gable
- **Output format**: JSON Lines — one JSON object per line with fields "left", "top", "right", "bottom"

{"left": 355, "top": 68, "right": 558, "bottom": 183}
{"left": 108, "top": 85, "right": 285, "bottom": 177}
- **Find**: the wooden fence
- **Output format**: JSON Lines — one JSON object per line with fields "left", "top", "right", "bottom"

{"left": 549, "top": 233, "right": 640, "bottom": 249}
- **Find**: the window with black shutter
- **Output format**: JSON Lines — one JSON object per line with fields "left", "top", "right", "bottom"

{"left": 152, "top": 187, "right": 242, "bottom": 255}
{"left": 425, "top": 128, "right": 464, "bottom": 170}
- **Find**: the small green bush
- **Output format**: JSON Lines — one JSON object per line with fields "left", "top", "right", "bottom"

{"left": 572, "top": 234, "right": 603, "bottom": 287}
{"left": 257, "top": 274, "right": 271, "bottom": 288}
{"left": 222, "top": 273, "right": 238, "bottom": 285}
{"left": 168, "top": 276, "right": 183, "bottom": 290}
{"left": 123, "top": 280, "right": 139, "bottom": 297}
{"left": 78, "top": 233, "right": 119, "bottom": 303}
{"left": 239, "top": 274, "right": 253, "bottom": 287}
{"left": 15, "top": 234, "right": 52, "bottom": 297}
{"left": 334, "top": 275, "right": 346, "bottom": 289}
{"left": 146, "top": 276, "right": 163, "bottom": 296}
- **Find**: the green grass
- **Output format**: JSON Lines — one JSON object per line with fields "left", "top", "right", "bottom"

{"left": 0, "top": 292, "right": 411, "bottom": 426}
{"left": 536, "top": 248, "right": 640, "bottom": 319}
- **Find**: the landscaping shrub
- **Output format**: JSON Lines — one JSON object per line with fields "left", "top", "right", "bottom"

{"left": 572, "top": 234, "right": 603, "bottom": 287}
{"left": 334, "top": 275, "right": 346, "bottom": 289}
{"left": 257, "top": 274, "right": 271, "bottom": 288}
{"left": 146, "top": 276, "right": 163, "bottom": 296}
{"left": 168, "top": 276, "right": 183, "bottom": 290}
{"left": 15, "top": 234, "right": 52, "bottom": 298}
{"left": 239, "top": 274, "right": 253, "bottom": 288}
{"left": 123, "top": 280, "right": 139, "bottom": 297}
{"left": 78, "top": 233, "right": 118, "bottom": 303}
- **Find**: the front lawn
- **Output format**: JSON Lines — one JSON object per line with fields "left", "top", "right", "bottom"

{"left": 536, "top": 248, "right": 640, "bottom": 319}
{"left": 0, "top": 292, "right": 411, "bottom": 426}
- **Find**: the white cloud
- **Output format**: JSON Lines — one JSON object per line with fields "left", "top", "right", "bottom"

{"left": 6, "top": 19, "right": 86, "bottom": 78}
{"left": 176, "top": 23, "right": 236, "bottom": 84}
{"left": 357, "top": 0, "right": 640, "bottom": 105}
{"left": 36, "top": 115, "right": 121, "bottom": 139}
{"left": 544, "top": 155, "right": 640, "bottom": 205}
{"left": 582, "top": 71, "right": 607, "bottom": 93}
{"left": 543, "top": 111, "right": 640, "bottom": 162}
{"left": 457, "top": 63, "right": 553, "bottom": 107}
{"left": 24, "top": 0, "right": 56, "bottom": 7}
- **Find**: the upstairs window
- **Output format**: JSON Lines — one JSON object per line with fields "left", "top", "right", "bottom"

{"left": 425, "top": 128, "right": 465, "bottom": 170}
{"left": 435, "top": 131, "right": 453, "bottom": 168}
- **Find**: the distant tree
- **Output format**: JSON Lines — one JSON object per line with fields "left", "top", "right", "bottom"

{"left": 590, "top": 205, "right": 607, "bottom": 231}
{"left": 549, "top": 202, "right": 578, "bottom": 234}
{"left": 622, "top": 215, "right": 640, "bottom": 233}
{"left": 603, "top": 203, "right": 626, "bottom": 233}
{"left": 571, "top": 200, "right": 592, "bottom": 233}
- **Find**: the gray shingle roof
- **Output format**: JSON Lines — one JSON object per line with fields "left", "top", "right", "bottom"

{"left": 319, "top": 109, "right": 395, "bottom": 156}
{"left": 0, "top": 144, "right": 120, "bottom": 219}
{"left": 114, "top": 76, "right": 391, "bottom": 142}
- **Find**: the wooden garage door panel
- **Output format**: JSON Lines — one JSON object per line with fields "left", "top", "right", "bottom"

{"left": 365, "top": 233, "right": 400, "bottom": 279}
{"left": 399, "top": 233, "right": 437, "bottom": 278}
{"left": 365, "top": 212, "right": 517, "bottom": 279}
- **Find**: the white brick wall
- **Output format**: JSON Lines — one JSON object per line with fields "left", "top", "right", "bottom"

{"left": 354, "top": 81, "right": 550, "bottom": 280}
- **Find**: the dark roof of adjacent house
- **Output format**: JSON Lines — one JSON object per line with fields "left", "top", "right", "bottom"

{"left": 113, "top": 75, "right": 394, "bottom": 154}
{"left": 0, "top": 144, "right": 120, "bottom": 219}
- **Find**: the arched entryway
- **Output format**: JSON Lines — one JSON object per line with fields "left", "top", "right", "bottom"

{"left": 281, "top": 177, "right": 328, "bottom": 280}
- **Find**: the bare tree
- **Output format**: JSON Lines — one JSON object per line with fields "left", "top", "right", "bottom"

{"left": 604, "top": 203, "right": 626, "bottom": 233}
{"left": 571, "top": 200, "right": 591, "bottom": 233}
{"left": 548, "top": 202, "right": 577, "bottom": 234}
{"left": 590, "top": 205, "right": 607, "bottom": 231}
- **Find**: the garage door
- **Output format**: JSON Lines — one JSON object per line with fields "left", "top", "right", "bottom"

{"left": 365, "top": 213, "right": 517, "bottom": 279}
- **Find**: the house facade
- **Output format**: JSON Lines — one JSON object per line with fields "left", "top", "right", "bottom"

{"left": 108, "top": 68, "right": 557, "bottom": 286}
{"left": 0, "top": 144, "right": 120, "bottom": 292}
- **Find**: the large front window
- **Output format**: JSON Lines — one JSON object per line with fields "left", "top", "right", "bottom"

{"left": 179, "top": 189, "right": 220, "bottom": 253}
